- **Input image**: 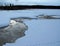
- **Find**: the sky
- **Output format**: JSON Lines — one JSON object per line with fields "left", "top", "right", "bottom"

{"left": 0, "top": 0, "right": 60, "bottom": 5}
{"left": 0, "top": 0, "right": 59, "bottom": 2}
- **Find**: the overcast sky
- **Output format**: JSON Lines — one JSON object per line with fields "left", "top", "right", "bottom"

{"left": 0, "top": 0, "right": 60, "bottom": 5}
{"left": 0, "top": 0, "right": 59, "bottom": 2}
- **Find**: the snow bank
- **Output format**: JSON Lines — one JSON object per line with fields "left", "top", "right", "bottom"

{"left": 0, "top": 20, "right": 28, "bottom": 46}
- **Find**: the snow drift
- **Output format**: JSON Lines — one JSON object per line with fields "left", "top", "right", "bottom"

{"left": 0, "top": 20, "right": 28, "bottom": 46}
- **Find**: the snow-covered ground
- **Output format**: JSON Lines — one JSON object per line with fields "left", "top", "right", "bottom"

{"left": 4, "top": 18, "right": 60, "bottom": 46}
{"left": 0, "top": 9, "right": 60, "bottom": 27}
{"left": 0, "top": 9, "right": 60, "bottom": 26}
{"left": 0, "top": 9, "right": 59, "bottom": 46}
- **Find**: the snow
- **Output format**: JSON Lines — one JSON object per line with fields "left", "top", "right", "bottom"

{"left": 0, "top": 20, "right": 28, "bottom": 46}
{"left": 0, "top": 9, "right": 60, "bottom": 46}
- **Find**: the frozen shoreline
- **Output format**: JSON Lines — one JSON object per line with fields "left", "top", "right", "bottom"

{"left": 0, "top": 20, "right": 28, "bottom": 46}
